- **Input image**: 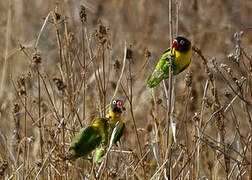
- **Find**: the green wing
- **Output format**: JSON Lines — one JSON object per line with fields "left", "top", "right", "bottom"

{"left": 70, "top": 126, "right": 102, "bottom": 159}
{"left": 147, "top": 49, "right": 171, "bottom": 88}
{"left": 113, "top": 123, "right": 125, "bottom": 145}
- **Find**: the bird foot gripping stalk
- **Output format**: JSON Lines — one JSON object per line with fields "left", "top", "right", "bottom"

{"left": 165, "top": 53, "right": 175, "bottom": 68}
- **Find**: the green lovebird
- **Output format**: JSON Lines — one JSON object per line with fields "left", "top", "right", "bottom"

{"left": 69, "top": 118, "right": 108, "bottom": 160}
{"left": 95, "top": 99, "right": 125, "bottom": 163}
{"left": 147, "top": 36, "right": 192, "bottom": 88}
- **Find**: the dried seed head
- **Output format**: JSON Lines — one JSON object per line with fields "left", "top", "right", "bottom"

{"left": 113, "top": 59, "right": 120, "bottom": 70}
{"left": 126, "top": 48, "right": 133, "bottom": 59}
{"left": 55, "top": 12, "right": 61, "bottom": 21}
{"left": 0, "top": 160, "right": 8, "bottom": 176}
{"left": 79, "top": 5, "right": 87, "bottom": 22}
{"left": 95, "top": 23, "right": 109, "bottom": 45}
{"left": 12, "top": 103, "right": 20, "bottom": 114}
{"left": 203, "top": 97, "right": 212, "bottom": 108}
{"left": 215, "top": 114, "right": 224, "bottom": 131}
{"left": 53, "top": 78, "right": 67, "bottom": 91}
{"left": 108, "top": 168, "right": 119, "bottom": 179}
{"left": 110, "top": 81, "right": 117, "bottom": 89}
{"left": 185, "top": 71, "right": 192, "bottom": 87}
{"left": 144, "top": 48, "right": 151, "bottom": 58}
{"left": 18, "top": 75, "right": 26, "bottom": 87}
{"left": 156, "top": 98, "right": 162, "bottom": 104}
{"left": 146, "top": 124, "right": 152, "bottom": 132}
{"left": 178, "top": 143, "right": 186, "bottom": 152}
{"left": 98, "top": 24, "right": 107, "bottom": 35}
{"left": 18, "top": 88, "right": 26, "bottom": 96}
{"left": 32, "top": 53, "right": 42, "bottom": 64}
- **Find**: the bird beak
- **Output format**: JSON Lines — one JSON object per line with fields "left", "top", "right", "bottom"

{"left": 116, "top": 100, "right": 123, "bottom": 110}
{"left": 172, "top": 40, "right": 178, "bottom": 50}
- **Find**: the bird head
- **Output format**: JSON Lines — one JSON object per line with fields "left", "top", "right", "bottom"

{"left": 172, "top": 36, "right": 191, "bottom": 53}
{"left": 110, "top": 99, "right": 123, "bottom": 113}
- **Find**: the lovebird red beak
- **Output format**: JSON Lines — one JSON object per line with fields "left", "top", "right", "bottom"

{"left": 116, "top": 100, "right": 123, "bottom": 109}
{"left": 172, "top": 40, "right": 178, "bottom": 50}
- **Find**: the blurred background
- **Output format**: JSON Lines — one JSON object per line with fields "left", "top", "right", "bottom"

{"left": 0, "top": 0, "right": 252, "bottom": 179}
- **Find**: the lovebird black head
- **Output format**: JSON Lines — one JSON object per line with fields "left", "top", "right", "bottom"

{"left": 172, "top": 36, "right": 191, "bottom": 53}
{"left": 111, "top": 99, "right": 123, "bottom": 113}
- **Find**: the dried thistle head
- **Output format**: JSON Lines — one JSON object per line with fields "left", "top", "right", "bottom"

{"left": 178, "top": 143, "right": 187, "bottom": 152}
{"left": 32, "top": 53, "right": 42, "bottom": 65}
{"left": 126, "top": 48, "right": 133, "bottom": 59}
{"left": 0, "top": 161, "right": 8, "bottom": 177}
{"left": 12, "top": 103, "right": 20, "bottom": 114}
{"left": 79, "top": 5, "right": 87, "bottom": 23}
{"left": 146, "top": 124, "right": 152, "bottom": 132}
{"left": 108, "top": 168, "right": 119, "bottom": 179}
{"left": 95, "top": 22, "right": 109, "bottom": 45}
{"left": 156, "top": 98, "right": 162, "bottom": 105}
{"left": 18, "top": 87, "right": 26, "bottom": 96}
{"left": 55, "top": 12, "right": 61, "bottom": 21}
{"left": 53, "top": 77, "right": 66, "bottom": 91}
{"left": 17, "top": 75, "right": 26, "bottom": 87}
{"left": 16, "top": 77, "right": 26, "bottom": 95}
{"left": 110, "top": 81, "right": 116, "bottom": 90}
{"left": 113, "top": 59, "right": 120, "bottom": 70}
{"left": 144, "top": 48, "right": 151, "bottom": 58}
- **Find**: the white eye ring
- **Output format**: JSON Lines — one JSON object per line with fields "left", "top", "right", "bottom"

{"left": 112, "top": 100, "right": 117, "bottom": 105}
{"left": 180, "top": 40, "right": 185, "bottom": 45}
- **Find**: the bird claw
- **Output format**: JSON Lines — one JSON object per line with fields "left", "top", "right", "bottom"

{"left": 165, "top": 53, "right": 174, "bottom": 61}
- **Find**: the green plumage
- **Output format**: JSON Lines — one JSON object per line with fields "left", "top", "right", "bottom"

{"left": 69, "top": 99, "right": 125, "bottom": 163}
{"left": 147, "top": 36, "right": 192, "bottom": 88}
{"left": 70, "top": 118, "right": 108, "bottom": 160}
{"left": 113, "top": 123, "right": 125, "bottom": 145}
{"left": 95, "top": 122, "right": 125, "bottom": 163}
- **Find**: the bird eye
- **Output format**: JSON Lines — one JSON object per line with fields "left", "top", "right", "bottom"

{"left": 112, "top": 100, "right": 117, "bottom": 105}
{"left": 180, "top": 40, "right": 185, "bottom": 45}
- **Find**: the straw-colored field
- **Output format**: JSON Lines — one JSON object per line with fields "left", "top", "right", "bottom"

{"left": 0, "top": 0, "right": 252, "bottom": 179}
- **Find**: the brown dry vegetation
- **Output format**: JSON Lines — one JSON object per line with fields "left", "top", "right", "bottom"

{"left": 0, "top": 0, "right": 252, "bottom": 179}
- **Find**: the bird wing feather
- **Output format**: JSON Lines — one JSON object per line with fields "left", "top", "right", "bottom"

{"left": 70, "top": 125, "right": 102, "bottom": 159}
